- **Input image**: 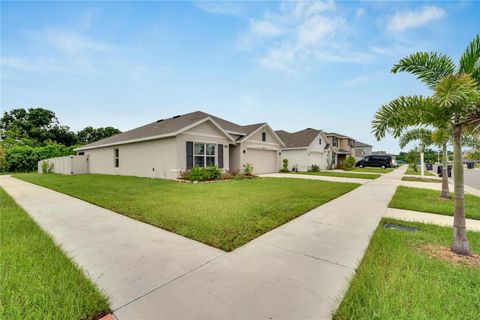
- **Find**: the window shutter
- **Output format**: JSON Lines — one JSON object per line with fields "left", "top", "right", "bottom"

{"left": 186, "top": 141, "right": 193, "bottom": 169}
{"left": 218, "top": 144, "right": 224, "bottom": 168}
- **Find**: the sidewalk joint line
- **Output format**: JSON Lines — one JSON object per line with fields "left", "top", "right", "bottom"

{"left": 263, "top": 242, "right": 356, "bottom": 271}
{"left": 112, "top": 252, "right": 226, "bottom": 313}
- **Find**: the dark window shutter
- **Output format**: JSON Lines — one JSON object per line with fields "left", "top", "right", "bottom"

{"left": 218, "top": 144, "right": 224, "bottom": 168}
{"left": 186, "top": 142, "right": 193, "bottom": 169}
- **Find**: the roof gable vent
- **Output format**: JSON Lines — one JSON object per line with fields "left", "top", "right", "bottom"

{"left": 306, "top": 128, "right": 313, "bottom": 130}
{"left": 172, "top": 115, "right": 181, "bottom": 119}
{"left": 156, "top": 119, "right": 164, "bottom": 122}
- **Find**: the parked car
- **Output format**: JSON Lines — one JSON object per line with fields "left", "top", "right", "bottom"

{"left": 356, "top": 155, "right": 393, "bottom": 169}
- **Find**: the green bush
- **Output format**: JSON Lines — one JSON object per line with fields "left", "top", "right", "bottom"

{"left": 344, "top": 156, "right": 356, "bottom": 170}
{"left": 41, "top": 161, "right": 49, "bottom": 174}
{"left": 183, "top": 166, "right": 222, "bottom": 182}
{"left": 280, "top": 159, "right": 289, "bottom": 173}
{"left": 308, "top": 164, "right": 320, "bottom": 172}
{"left": 243, "top": 163, "right": 253, "bottom": 176}
{"left": 2, "top": 143, "right": 76, "bottom": 172}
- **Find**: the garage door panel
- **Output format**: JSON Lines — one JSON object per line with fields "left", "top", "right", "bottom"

{"left": 245, "top": 149, "right": 277, "bottom": 174}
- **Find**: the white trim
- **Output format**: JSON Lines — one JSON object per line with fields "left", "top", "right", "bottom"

{"left": 282, "top": 147, "right": 309, "bottom": 150}
{"left": 239, "top": 123, "right": 286, "bottom": 147}
{"left": 75, "top": 117, "right": 236, "bottom": 151}
{"left": 226, "top": 130, "right": 246, "bottom": 136}
{"left": 246, "top": 145, "right": 279, "bottom": 151}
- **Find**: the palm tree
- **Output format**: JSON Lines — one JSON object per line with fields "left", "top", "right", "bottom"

{"left": 431, "top": 128, "right": 451, "bottom": 199}
{"left": 372, "top": 35, "right": 480, "bottom": 255}
{"left": 399, "top": 128, "right": 432, "bottom": 177}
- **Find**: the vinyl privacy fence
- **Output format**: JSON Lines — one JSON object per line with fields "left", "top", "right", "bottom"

{"left": 38, "top": 155, "right": 88, "bottom": 175}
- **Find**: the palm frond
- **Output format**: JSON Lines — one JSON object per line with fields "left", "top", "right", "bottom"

{"left": 391, "top": 52, "right": 456, "bottom": 89}
{"left": 431, "top": 128, "right": 451, "bottom": 146}
{"left": 434, "top": 74, "right": 479, "bottom": 108}
{"left": 371, "top": 95, "right": 436, "bottom": 140}
{"left": 459, "top": 34, "right": 480, "bottom": 80}
{"left": 399, "top": 128, "right": 433, "bottom": 149}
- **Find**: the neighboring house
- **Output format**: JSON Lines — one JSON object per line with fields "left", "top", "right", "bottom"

{"left": 355, "top": 141, "right": 373, "bottom": 161}
{"left": 325, "top": 132, "right": 356, "bottom": 168}
{"left": 74, "top": 111, "right": 285, "bottom": 179}
{"left": 275, "top": 128, "right": 332, "bottom": 171}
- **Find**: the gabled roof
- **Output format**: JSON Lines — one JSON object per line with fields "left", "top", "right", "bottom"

{"left": 325, "top": 132, "right": 354, "bottom": 140}
{"left": 275, "top": 128, "right": 322, "bottom": 148}
{"left": 75, "top": 111, "right": 279, "bottom": 150}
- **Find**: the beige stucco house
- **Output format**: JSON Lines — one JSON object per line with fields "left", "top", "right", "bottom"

{"left": 325, "top": 132, "right": 356, "bottom": 168}
{"left": 74, "top": 111, "right": 285, "bottom": 179}
{"left": 275, "top": 128, "right": 332, "bottom": 171}
{"left": 355, "top": 141, "right": 373, "bottom": 161}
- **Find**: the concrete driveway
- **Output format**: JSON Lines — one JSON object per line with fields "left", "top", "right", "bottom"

{"left": 1, "top": 167, "right": 407, "bottom": 319}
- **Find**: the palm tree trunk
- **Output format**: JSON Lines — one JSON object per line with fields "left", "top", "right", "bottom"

{"left": 441, "top": 143, "right": 450, "bottom": 199}
{"left": 451, "top": 125, "right": 469, "bottom": 255}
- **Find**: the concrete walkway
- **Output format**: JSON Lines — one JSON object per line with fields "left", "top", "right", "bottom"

{"left": 1, "top": 167, "right": 407, "bottom": 319}
{"left": 0, "top": 175, "right": 224, "bottom": 311}
{"left": 399, "top": 180, "right": 480, "bottom": 196}
{"left": 259, "top": 172, "right": 371, "bottom": 185}
{"left": 385, "top": 208, "right": 480, "bottom": 232}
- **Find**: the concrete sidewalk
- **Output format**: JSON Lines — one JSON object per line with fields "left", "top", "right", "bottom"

{"left": 2, "top": 167, "right": 406, "bottom": 319}
{"left": 114, "top": 166, "right": 407, "bottom": 319}
{"left": 0, "top": 175, "right": 224, "bottom": 311}
{"left": 259, "top": 172, "right": 371, "bottom": 184}
{"left": 385, "top": 208, "right": 480, "bottom": 231}
{"left": 399, "top": 180, "right": 480, "bottom": 196}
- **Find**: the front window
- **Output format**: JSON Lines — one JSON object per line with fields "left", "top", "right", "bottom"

{"left": 262, "top": 132, "right": 266, "bottom": 142}
{"left": 319, "top": 138, "right": 322, "bottom": 145}
{"left": 332, "top": 137, "right": 338, "bottom": 147}
{"left": 194, "top": 142, "right": 216, "bottom": 167}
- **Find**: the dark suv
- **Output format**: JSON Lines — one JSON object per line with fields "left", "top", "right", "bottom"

{"left": 356, "top": 155, "right": 393, "bottom": 169}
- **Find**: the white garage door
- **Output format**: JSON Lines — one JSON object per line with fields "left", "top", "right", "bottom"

{"left": 245, "top": 148, "right": 277, "bottom": 174}
{"left": 309, "top": 152, "right": 325, "bottom": 169}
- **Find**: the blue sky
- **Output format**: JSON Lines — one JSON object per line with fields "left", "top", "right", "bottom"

{"left": 1, "top": 1, "right": 479, "bottom": 153}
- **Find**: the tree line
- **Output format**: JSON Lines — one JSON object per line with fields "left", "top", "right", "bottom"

{"left": 0, "top": 108, "right": 121, "bottom": 172}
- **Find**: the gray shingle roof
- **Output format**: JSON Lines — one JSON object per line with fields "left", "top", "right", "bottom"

{"left": 275, "top": 128, "right": 322, "bottom": 148}
{"left": 76, "top": 111, "right": 268, "bottom": 150}
{"left": 355, "top": 141, "right": 372, "bottom": 148}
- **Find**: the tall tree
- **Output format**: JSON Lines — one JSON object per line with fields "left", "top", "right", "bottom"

{"left": 372, "top": 35, "right": 480, "bottom": 255}
{"left": 399, "top": 128, "right": 433, "bottom": 177}
{"left": 431, "top": 128, "right": 451, "bottom": 199}
{"left": 0, "top": 108, "right": 78, "bottom": 146}
{"left": 77, "top": 126, "right": 121, "bottom": 144}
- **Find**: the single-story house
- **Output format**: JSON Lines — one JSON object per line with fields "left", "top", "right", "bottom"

{"left": 325, "top": 132, "right": 356, "bottom": 168}
{"left": 275, "top": 128, "right": 332, "bottom": 171}
{"left": 355, "top": 141, "right": 373, "bottom": 161}
{"left": 74, "top": 111, "right": 285, "bottom": 179}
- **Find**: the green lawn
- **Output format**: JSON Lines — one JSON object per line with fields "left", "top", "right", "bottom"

{"left": 0, "top": 187, "right": 110, "bottom": 319}
{"left": 293, "top": 171, "right": 380, "bottom": 179}
{"left": 14, "top": 174, "right": 359, "bottom": 251}
{"left": 402, "top": 176, "right": 442, "bottom": 183}
{"left": 348, "top": 167, "right": 393, "bottom": 173}
{"left": 334, "top": 218, "right": 480, "bottom": 320}
{"left": 405, "top": 168, "right": 435, "bottom": 176}
{"left": 389, "top": 186, "right": 480, "bottom": 220}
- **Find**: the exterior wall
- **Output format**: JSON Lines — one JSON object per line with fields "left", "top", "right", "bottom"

{"left": 176, "top": 121, "right": 231, "bottom": 172}
{"left": 229, "top": 144, "right": 241, "bottom": 172}
{"left": 355, "top": 146, "right": 373, "bottom": 161}
{"left": 281, "top": 149, "right": 330, "bottom": 171}
{"left": 37, "top": 155, "right": 88, "bottom": 175}
{"left": 83, "top": 137, "right": 178, "bottom": 179}
{"left": 238, "top": 127, "right": 282, "bottom": 173}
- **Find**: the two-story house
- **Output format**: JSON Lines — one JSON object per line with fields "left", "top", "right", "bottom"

{"left": 325, "top": 132, "right": 356, "bottom": 168}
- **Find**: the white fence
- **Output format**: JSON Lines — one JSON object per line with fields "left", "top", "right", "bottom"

{"left": 38, "top": 155, "right": 88, "bottom": 175}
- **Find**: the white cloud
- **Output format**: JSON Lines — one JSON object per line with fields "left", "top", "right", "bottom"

{"left": 250, "top": 20, "right": 283, "bottom": 37}
{"left": 1, "top": 56, "right": 30, "bottom": 69}
{"left": 233, "top": 1, "right": 368, "bottom": 72}
{"left": 387, "top": 6, "right": 446, "bottom": 32}
{"left": 32, "top": 29, "right": 113, "bottom": 55}
{"left": 355, "top": 8, "right": 365, "bottom": 19}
